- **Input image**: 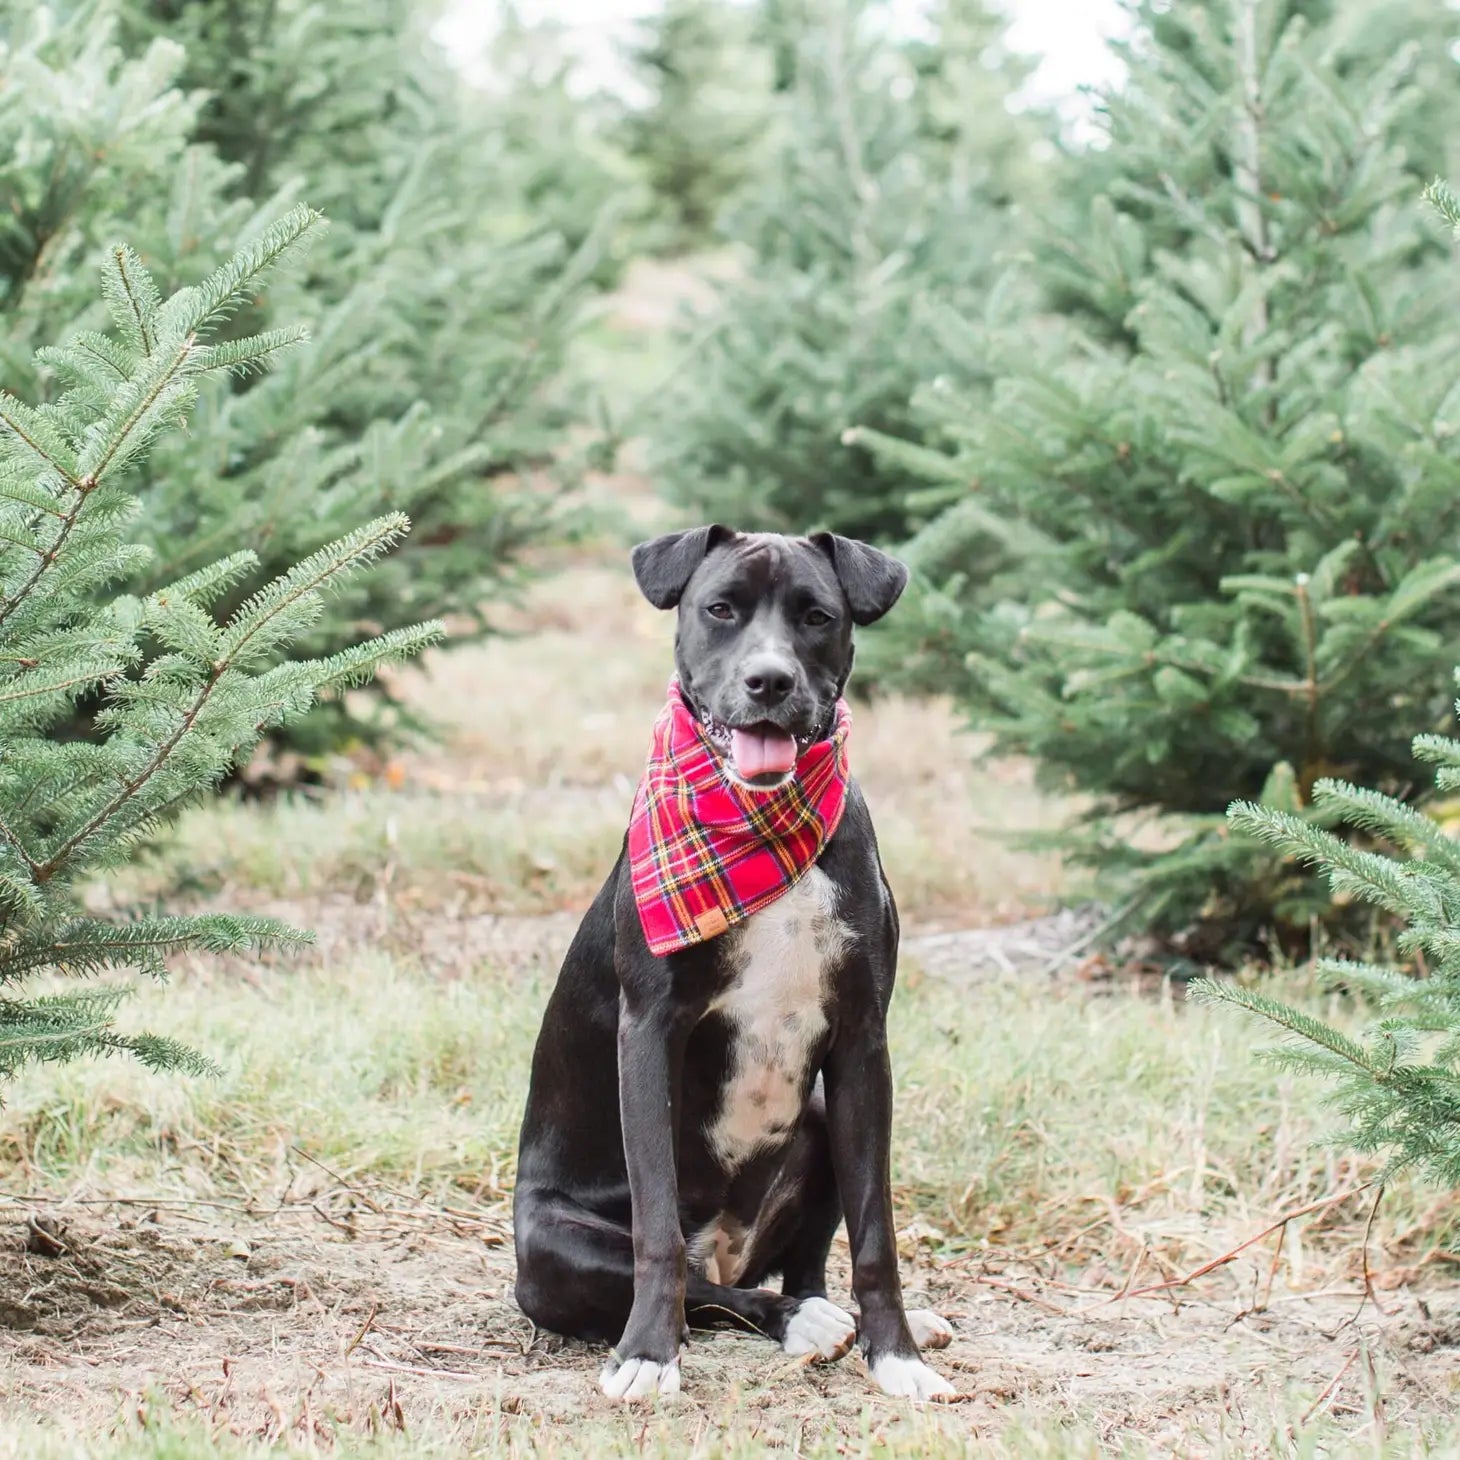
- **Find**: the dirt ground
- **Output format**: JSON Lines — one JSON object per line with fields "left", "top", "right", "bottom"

{"left": 4, "top": 1189, "right": 1460, "bottom": 1451}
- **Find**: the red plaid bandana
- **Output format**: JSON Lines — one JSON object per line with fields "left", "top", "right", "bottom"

{"left": 628, "top": 680, "right": 852, "bottom": 957}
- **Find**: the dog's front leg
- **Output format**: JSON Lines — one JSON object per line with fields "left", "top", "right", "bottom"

{"left": 601, "top": 987, "right": 690, "bottom": 1399}
{"left": 824, "top": 1009, "right": 955, "bottom": 1401}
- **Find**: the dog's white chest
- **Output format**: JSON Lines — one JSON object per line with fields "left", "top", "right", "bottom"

{"left": 705, "top": 867, "right": 851, "bottom": 1171}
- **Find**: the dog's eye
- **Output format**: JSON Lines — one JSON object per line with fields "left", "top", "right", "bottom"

{"left": 804, "top": 608, "right": 833, "bottom": 627}
{"left": 706, "top": 602, "right": 734, "bottom": 621}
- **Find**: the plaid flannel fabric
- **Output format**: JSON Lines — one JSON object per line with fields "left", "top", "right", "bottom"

{"left": 627, "top": 680, "right": 851, "bottom": 957}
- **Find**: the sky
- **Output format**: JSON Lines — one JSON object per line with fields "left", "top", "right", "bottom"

{"left": 437, "top": 0, "right": 1132, "bottom": 121}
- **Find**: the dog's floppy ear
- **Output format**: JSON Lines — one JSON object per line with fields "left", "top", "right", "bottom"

{"left": 810, "top": 533, "right": 908, "bottom": 626}
{"left": 631, "top": 525, "right": 734, "bottom": 610}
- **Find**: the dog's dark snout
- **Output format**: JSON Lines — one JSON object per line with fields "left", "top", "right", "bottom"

{"left": 743, "top": 656, "right": 795, "bottom": 707}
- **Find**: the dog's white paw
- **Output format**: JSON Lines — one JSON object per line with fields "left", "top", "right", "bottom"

{"left": 782, "top": 1296, "right": 856, "bottom": 1361}
{"left": 870, "top": 1352, "right": 956, "bottom": 1400}
{"left": 906, "top": 1309, "right": 954, "bottom": 1350}
{"left": 600, "top": 1354, "right": 681, "bottom": 1400}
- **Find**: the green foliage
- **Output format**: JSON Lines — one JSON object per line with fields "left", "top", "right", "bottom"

{"left": 1194, "top": 180, "right": 1460, "bottom": 1180}
{"left": 619, "top": 0, "right": 775, "bottom": 251}
{"left": 4, "top": 0, "right": 609, "bottom": 763}
{"left": 1426, "top": 177, "right": 1460, "bottom": 235}
{"left": 868, "top": 0, "right": 1460, "bottom": 955}
{"left": 647, "top": 0, "right": 1047, "bottom": 542}
{"left": 473, "top": 10, "right": 644, "bottom": 274}
{"left": 1194, "top": 687, "right": 1460, "bottom": 1183}
{"left": 0, "top": 211, "right": 439, "bottom": 1083}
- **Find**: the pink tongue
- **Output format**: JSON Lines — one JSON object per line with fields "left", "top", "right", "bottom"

{"left": 730, "top": 726, "right": 798, "bottom": 780}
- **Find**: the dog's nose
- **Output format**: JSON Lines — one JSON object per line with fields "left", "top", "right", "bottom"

{"left": 743, "top": 657, "right": 795, "bottom": 707}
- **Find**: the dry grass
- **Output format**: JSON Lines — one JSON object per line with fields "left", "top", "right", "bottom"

{"left": 123, "top": 558, "right": 1071, "bottom": 929}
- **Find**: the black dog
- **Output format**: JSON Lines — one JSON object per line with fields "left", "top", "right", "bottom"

{"left": 513, "top": 526, "right": 954, "bottom": 1399}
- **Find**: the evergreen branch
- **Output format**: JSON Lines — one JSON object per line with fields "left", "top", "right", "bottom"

{"left": 157, "top": 551, "right": 260, "bottom": 608}
{"left": 1189, "top": 979, "right": 1380, "bottom": 1074}
{"left": 66, "top": 332, "right": 133, "bottom": 383}
{"left": 1310, "top": 778, "right": 1460, "bottom": 873}
{"left": 1316, "top": 960, "right": 1427, "bottom": 1006}
{"left": 1412, "top": 733, "right": 1460, "bottom": 768}
{"left": 0, "top": 667, "right": 121, "bottom": 708}
{"left": 0, "top": 479, "right": 97, "bottom": 633}
{"left": 0, "top": 814, "right": 39, "bottom": 878}
{"left": 112, "top": 1032, "right": 218, "bottom": 1078}
{"left": 82, "top": 335, "right": 194, "bottom": 484}
{"left": 0, "top": 524, "right": 45, "bottom": 555}
{"left": 0, "top": 398, "right": 83, "bottom": 490}
{"left": 309, "top": 621, "right": 446, "bottom": 693}
{"left": 0, "top": 480, "right": 66, "bottom": 519}
{"left": 0, "top": 1018, "right": 115, "bottom": 1053}
{"left": 0, "top": 493, "right": 94, "bottom": 630}
{"left": 35, "top": 516, "right": 413, "bottom": 883}
{"left": 180, "top": 205, "right": 324, "bottom": 340}
{"left": 193, "top": 327, "right": 309, "bottom": 376}
{"left": 222, "top": 514, "right": 411, "bottom": 663}
{"left": 0, "top": 341, "right": 194, "bottom": 637}
{"left": 1315, "top": 563, "right": 1460, "bottom": 707}
{"left": 1425, "top": 177, "right": 1460, "bottom": 235}
{"left": 1227, "top": 801, "right": 1424, "bottom": 918}
{"left": 104, "top": 245, "right": 160, "bottom": 358}
{"left": 2, "top": 915, "right": 310, "bottom": 980}
{"left": 33, "top": 675, "right": 229, "bottom": 883}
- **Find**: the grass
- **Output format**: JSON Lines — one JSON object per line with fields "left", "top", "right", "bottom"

{"left": 0, "top": 948, "right": 537, "bottom": 1201}
{"left": 127, "top": 786, "right": 629, "bottom": 917}
{"left": 9, "top": 1400, "right": 1460, "bottom": 1460}
{"left": 5, "top": 910, "right": 1460, "bottom": 1454}
{"left": 5, "top": 538, "right": 1460, "bottom": 1452}
{"left": 4, "top": 929, "right": 1452, "bottom": 1264}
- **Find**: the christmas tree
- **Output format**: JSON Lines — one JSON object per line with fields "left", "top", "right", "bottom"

{"left": 619, "top": 0, "right": 774, "bottom": 251}
{"left": 865, "top": 0, "right": 1460, "bottom": 955}
{"left": 0, "top": 210, "right": 438, "bottom": 1082}
{"left": 1193, "top": 723, "right": 1460, "bottom": 1184}
{"left": 648, "top": 0, "right": 1045, "bottom": 542}
{"left": 1190, "top": 181, "right": 1460, "bottom": 1182}
{"left": 5, "top": 2, "right": 608, "bottom": 762}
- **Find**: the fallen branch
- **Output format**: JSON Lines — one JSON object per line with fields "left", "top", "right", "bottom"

{"left": 1299, "top": 1347, "right": 1358, "bottom": 1427}
{"left": 973, "top": 1273, "right": 1072, "bottom": 1316}
{"left": 1115, "top": 1184, "right": 1371, "bottom": 1304}
{"left": 357, "top": 1357, "right": 475, "bottom": 1382}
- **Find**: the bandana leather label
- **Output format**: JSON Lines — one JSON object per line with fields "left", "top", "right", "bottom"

{"left": 627, "top": 681, "right": 852, "bottom": 957}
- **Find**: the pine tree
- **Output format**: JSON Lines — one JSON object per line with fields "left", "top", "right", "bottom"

{"left": 647, "top": 0, "right": 1046, "bottom": 542}
{"left": 0, "top": 208, "right": 440, "bottom": 1082}
{"left": 6, "top": 1, "right": 608, "bottom": 762}
{"left": 1189, "top": 182, "right": 1460, "bottom": 1183}
{"left": 1192, "top": 665, "right": 1460, "bottom": 1182}
{"left": 864, "top": 0, "right": 1460, "bottom": 956}
{"left": 619, "top": 0, "right": 774, "bottom": 251}
{"left": 476, "top": 8, "right": 642, "bottom": 275}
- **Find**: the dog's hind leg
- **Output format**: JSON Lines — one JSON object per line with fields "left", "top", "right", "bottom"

{"left": 514, "top": 1185, "right": 846, "bottom": 1361}
{"left": 734, "top": 1087, "right": 842, "bottom": 1301}
{"left": 514, "top": 1186, "right": 637, "bottom": 1343}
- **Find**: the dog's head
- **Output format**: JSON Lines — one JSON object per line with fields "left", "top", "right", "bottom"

{"left": 631, "top": 526, "right": 907, "bottom": 790}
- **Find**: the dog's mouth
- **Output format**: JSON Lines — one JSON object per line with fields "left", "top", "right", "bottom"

{"left": 699, "top": 710, "right": 816, "bottom": 788}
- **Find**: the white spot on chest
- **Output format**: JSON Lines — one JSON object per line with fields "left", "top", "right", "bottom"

{"left": 705, "top": 867, "right": 852, "bottom": 1171}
